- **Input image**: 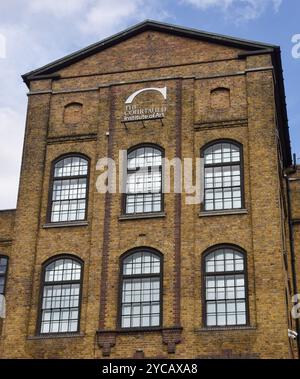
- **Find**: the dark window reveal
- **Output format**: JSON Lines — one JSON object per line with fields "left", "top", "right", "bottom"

{"left": 0, "top": 256, "right": 8, "bottom": 295}
{"left": 202, "top": 141, "right": 243, "bottom": 211}
{"left": 49, "top": 155, "right": 89, "bottom": 222}
{"left": 125, "top": 146, "right": 163, "bottom": 215}
{"left": 120, "top": 249, "right": 163, "bottom": 329}
{"left": 39, "top": 256, "right": 83, "bottom": 334}
{"left": 203, "top": 246, "right": 248, "bottom": 327}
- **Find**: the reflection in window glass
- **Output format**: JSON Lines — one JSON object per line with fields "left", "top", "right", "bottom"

{"left": 0, "top": 256, "right": 8, "bottom": 295}
{"left": 204, "top": 248, "right": 247, "bottom": 327}
{"left": 50, "top": 156, "right": 88, "bottom": 222}
{"left": 125, "top": 147, "right": 162, "bottom": 214}
{"left": 40, "top": 258, "right": 82, "bottom": 334}
{"left": 203, "top": 143, "right": 242, "bottom": 211}
{"left": 121, "top": 251, "right": 162, "bottom": 329}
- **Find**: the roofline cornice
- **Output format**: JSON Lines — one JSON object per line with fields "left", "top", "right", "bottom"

{"left": 22, "top": 19, "right": 278, "bottom": 87}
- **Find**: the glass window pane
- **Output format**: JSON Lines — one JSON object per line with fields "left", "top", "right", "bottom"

{"left": 51, "top": 156, "right": 88, "bottom": 222}
{"left": 217, "top": 314, "right": 226, "bottom": 326}
{"left": 121, "top": 251, "right": 161, "bottom": 329}
{"left": 142, "top": 315, "right": 150, "bottom": 327}
{"left": 151, "top": 315, "right": 160, "bottom": 326}
{"left": 126, "top": 147, "right": 162, "bottom": 214}
{"left": 215, "top": 260, "right": 224, "bottom": 272}
{"left": 204, "top": 143, "right": 241, "bottom": 211}
{"left": 0, "top": 257, "right": 8, "bottom": 272}
{"left": 236, "top": 275, "right": 245, "bottom": 286}
{"left": 0, "top": 256, "right": 8, "bottom": 295}
{"left": 50, "top": 322, "right": 59, "bottom": 333}
{"left": 237, "top": 313, "right": 246, "bottom": 325}
{"left": 207, "top": 314, "right": 216, "bottom": 326}
{"left": 41, "top": 259, "right": 81, "bottom": 334}
{"left": 227, "top": 301, "right": 236, "bottom": 313}
{"left": 227, "top": 313, "right": 236, "bottom": 325}
{"left": 236, "top": 300, "right": 246, "bottom": 312}
{"left": 217, "top": 301, "right": 226, "bottom": 313}
{"left": 205, "top": 248, "right": 246, "bottom": 327}
{"left": 122, "top": 316, "right": 131, "bottom": 328}
{"left": 206, "top": 277, "right": 215, "bottom": 288}
{"left": 45, "top": 259, "right": 81, "bottom": 283}
{"left": 207, "top": 302, "right": 216, "bottom": 314}
{"left": 132, "top": 316, "right": 140, "bottom": 328}
{"left": 41, "top": 322, "right": 50, "bottom": 334}
{"left": 206, "top": 288, "right": 216, "bottom": 300}
{"left": 69, "top": 320, "right": 78, "bottom": 332}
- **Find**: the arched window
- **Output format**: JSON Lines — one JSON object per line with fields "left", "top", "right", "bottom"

{"left": 125, "top": 145, "right": 163, "bottom": 215}
{"left": 119, "top": 249, "right": 162, "bottom": 329}
{"left": 49, "top": 154, "right": 89, "bottom": 223}
{"left": 0, "top": 255, "right": 8, "bottom": 295}
{"left": 202, "top": 140, "right": 243, "bottom": 211}
{"left": 39, "top": 256, "right": 83, "bottom": 334}
{"left": 203, "top": 246, "right": 248, "bottom": 327}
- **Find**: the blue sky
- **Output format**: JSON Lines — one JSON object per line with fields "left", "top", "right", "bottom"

{"left": 0, "top": 0, "right": 299, "bottom": 208}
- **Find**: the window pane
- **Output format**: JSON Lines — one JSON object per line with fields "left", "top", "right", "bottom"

{"left": 142, "top": 315, "right": 150, "bottom": 327}
{"left": 122, "top": 316, "right": 131, "bottom": 328}
{"left": 217, "top": 314, "right": 226, "bottom": 326}
{"left": 207, "top": 314, "right": 216, "bottom": 326}
{"left": 45, "top": 259, "right": 81, "bottom": 282}
{"left": 0, "top": 277, "right": 4, "bottom": 295}
{"left": 123, "top": 252, "right": 161, "bottom": 275}
{"left": 237, "top": 313, "right": 246, "bottom": 325}
{"left": 205, "top": 248, "right": 247, "bottom": 327}
{"left": 41, "top": 322, "right": 50, "bottom": 334}
{"left": 0, "top": 256, "right": 8, "bottom": 295}
{"left": 41, "top": 259, "right": 81, "bottom": 334}
{"left": 151, "top": 315, "right": 160, "bottom": 327}
{"left": 121, "top": 251, "right": 161, "bottom": 328}
{"left": 126, "top": 147, "right": 162, "bottom": 214}
{"left": 0, "top": 257, "right": 8, "bottom": 273}
{"left": 54, "top": 157, "right": 88, "bottom": 178}
{"left": 203, "top": 143, "right": 242, "bottom": 211}
{"left": 51, "top": 156, "right": 88, "bottom": 222}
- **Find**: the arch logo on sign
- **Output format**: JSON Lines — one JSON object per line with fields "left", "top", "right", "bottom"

{"left": 123, "top": 86, "right": 167, "bottom": 122}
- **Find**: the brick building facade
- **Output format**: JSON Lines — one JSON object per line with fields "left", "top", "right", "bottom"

{"left": 0, "top": 20, "right": 299, "bottom": 359}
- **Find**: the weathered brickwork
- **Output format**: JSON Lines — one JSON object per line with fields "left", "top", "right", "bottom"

{"left": 0, "top": 21, "right": 299, "bottom": 359}
{"left": 290, "top": 166, "right": 300, "bottom": 296}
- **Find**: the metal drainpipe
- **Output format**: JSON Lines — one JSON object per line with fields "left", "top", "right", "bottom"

{"left": 285, "top": 173, "right": 300, "bottom": 358}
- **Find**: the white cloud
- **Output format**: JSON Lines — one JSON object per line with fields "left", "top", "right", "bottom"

{"left": 80, "top": 0, "right": 170, "bottom": 37}
{"left": 0, "top": 22, "right": 61, "bottom": 209}
{"left": 28, "top": 0, "right": 86, "bottom": 16}
{"left": 182, "top": 0, "right": 282, "bottom": 21}
{"left": 80, "top": 0, "right": 143, "bottom": 36}
{"left": 0, "top": 107, "right": 25, "bottom": 209}
{"left": 26, "top": 0, "right": 170, "bottom": 37}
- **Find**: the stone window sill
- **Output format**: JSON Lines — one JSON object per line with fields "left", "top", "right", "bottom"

{"left": 43, "top": 221, "right": 89, "bottom": 229}
{"left": 199, "top": 209, "right": 248, "bottom": 217}
{"left": 195, "top": 326, "right": 256, "bottom": 332}
{"left": 28, "top": 333, "right": 85, "bottom": 340}
{"left": 119, "top": 212, "right": 166, "bottom": 221}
